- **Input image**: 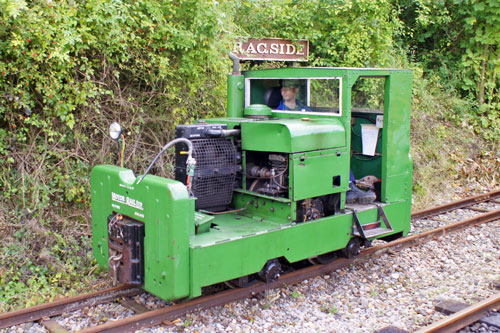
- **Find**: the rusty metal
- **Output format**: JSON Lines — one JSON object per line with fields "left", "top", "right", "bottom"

{"left": 367, "top": 208, "right": 500, "bottom": 256}
{"left": 0, "top": 285, "right": 141, "bottom": 329}
{"left": 108, "top": 251, "right": 122, "bottom": 286}
{"left": 107, "top": 215, "right": 145, "bottom": 285}
{"left": 80, "top": 258, "right": 354, "bottom": 333}
{"left": 429, "top": 217, "right": 460, "bottom": 224}
{"left": 81, "top": 208, "right": 500, "bottom": 332}
{"left": 3, "top": 193, "right": 500, "bottom": 331}
{"left": 466, "top": 206, "right": 491, "bottom": 213}
{"left": 361, "top": 221, "right": 382, "bottom": 231}
{"left": 118, "top": 298, "right": 150, "bottom": 314}
{"left": 411, "top": 189, "right": 500, "bottom": 220}
{"left": 415, "top": 293, "right": 500, "bottom": 332}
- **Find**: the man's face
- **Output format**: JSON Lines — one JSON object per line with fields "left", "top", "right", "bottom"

{"left": 281, "top": 86, "right": 298, "bottom": 102}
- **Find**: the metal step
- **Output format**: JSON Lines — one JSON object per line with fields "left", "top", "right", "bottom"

{"left": 362, "top": 227, "right": 393, "bottom": 238}
{"left": 351, "top": 205, "right": 394, "bottom": 239}
{"left": 353, "top": 225, "right": 393, "bottom": 238}
{"left": 352, "top": 205, "right": 394, "bottom": 239}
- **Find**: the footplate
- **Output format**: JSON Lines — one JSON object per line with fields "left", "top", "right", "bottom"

{"left": 352, "top": 205, "right": 394, "bottom": 239}
{"left": 108, "top": 214, "right": 145, "bottom": 285}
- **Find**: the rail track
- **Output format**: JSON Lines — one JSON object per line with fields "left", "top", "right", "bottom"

{"left": 416, "top": 293, "right": 500, "bottom": 333}
{"left": 2, "top": 189, "right": 500, "bottom": 332}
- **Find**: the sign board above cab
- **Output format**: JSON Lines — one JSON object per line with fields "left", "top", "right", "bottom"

{"left": 233, "top": 38, "right": 309, "bottom": 62}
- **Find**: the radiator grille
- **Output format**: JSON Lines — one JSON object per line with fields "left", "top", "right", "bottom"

{"left": 191, "top": 138, "right": 237, "bottom": 209}
{"left": 192, "top": 139, "right": 237, "bottom": 168}
{"left": 175, "top": 125, "right": 240, "bottom": 211}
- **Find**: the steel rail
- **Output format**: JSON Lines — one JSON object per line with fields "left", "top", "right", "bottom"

{"left": 80, "top": 208, "right": 500, "bottom": 333}
{"left": 415, "top": 293, "right": 500, "bottom": 333}
{"left": 366, "top": 208, "right": 500, "bottom": 256}
{"left": 80, "top": 258, "right": 355, "bottom": 333}
{"left": 411, "top": 188, "right": 500, "bottom": 220}
{"left": 0, "top": 285, "right": 141, "bottom": 329}
{"left": 2, "top": 194, "right": 500, "bottom": 331}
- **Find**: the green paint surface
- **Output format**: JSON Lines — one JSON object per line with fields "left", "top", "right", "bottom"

{"left": 241, "top": 118, "right": 345, "bottom": 153}
{"left": 92, "top": 66, "right": 413, "bottom": 301}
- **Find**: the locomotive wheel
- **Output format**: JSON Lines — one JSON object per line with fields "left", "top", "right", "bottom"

{"left": 342, "top": 237, "right": 361, "bottom": 259}
{"left": 308, "top": 251, "right": 338, "bottom": 265}
{"left": 258, "top": 259, "right": 282, "bottom": 283}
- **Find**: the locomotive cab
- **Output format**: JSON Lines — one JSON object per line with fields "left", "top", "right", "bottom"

{"left": 91, "top": 66, "right": 412, "bottom": 301}
{"left": 229, "top": 68, "right": 412, "bottom": 209}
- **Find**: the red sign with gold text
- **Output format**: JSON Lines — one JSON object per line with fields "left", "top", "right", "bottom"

{"left": 233, "top": 38, "right": 309, "bottom": 62}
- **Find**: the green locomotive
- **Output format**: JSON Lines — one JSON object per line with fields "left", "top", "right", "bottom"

{"left": 91, "top": 60, "right": 412, "bottom": 301}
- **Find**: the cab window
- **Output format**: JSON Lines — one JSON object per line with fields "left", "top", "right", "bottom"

{"left": 245, "top": 78, "right": 342, "bottom": 116}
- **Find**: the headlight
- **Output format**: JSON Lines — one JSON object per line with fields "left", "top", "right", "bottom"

{"left": 109, "top": 122, "right": 122, "bottom": 140}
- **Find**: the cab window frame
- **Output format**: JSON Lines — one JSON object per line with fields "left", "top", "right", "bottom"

{"left": 244, "top": 77, "right": 343, "bottom": 117}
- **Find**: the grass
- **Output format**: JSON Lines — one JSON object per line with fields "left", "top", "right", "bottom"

{"left": 0, "top": 209, "right": 109, "bottom": 312}
{"left": 320, "top": 304, "right": 338, "bottom": 315}
{"left": 409, "top": 72, "right": 498, "bottom": 210}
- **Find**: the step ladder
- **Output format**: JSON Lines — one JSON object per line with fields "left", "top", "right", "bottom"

{"left": 352, "top": 205, "right": 394, "bottom": 239}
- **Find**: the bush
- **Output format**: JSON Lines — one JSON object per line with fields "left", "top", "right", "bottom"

{"left": 0, "top": 0, "right": 235, "bottom": 210}
{"left": 0, "top": 0, "right": 234, "bottom": 310}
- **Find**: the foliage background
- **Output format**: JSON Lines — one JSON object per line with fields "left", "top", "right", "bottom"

{"left": 0, "top": 0, "right": 499, "bottom": 311}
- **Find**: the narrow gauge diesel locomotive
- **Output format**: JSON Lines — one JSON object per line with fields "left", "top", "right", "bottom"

{"left": 91, "top": 63, "right": 413, "bottom": 301}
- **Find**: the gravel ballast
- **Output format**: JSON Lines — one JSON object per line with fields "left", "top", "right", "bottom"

{"left": 3, "top": 204, "right": 500, "bottom": 332}
{"left": 141, "top": 205, "right": 500, "bottom": 332}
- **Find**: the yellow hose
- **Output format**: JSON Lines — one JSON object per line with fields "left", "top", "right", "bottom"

{"left": 120, "top": 134, "right": 125, "bottom": 168}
